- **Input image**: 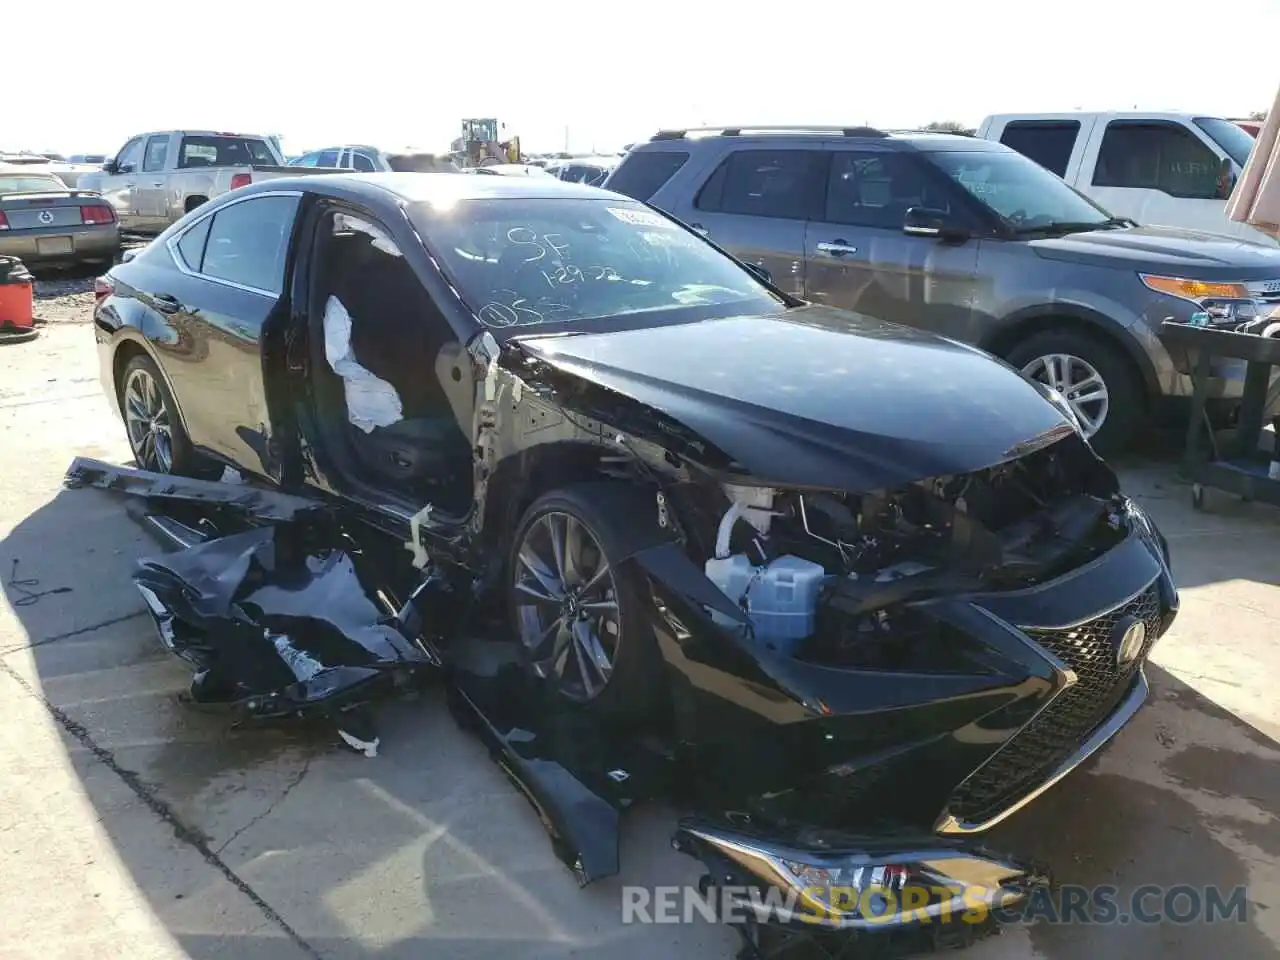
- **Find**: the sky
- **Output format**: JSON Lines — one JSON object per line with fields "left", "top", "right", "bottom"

{"left": 9, "top": 0, "right": 1279, "bottom": 158}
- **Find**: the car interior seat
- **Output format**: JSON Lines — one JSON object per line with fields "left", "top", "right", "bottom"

{"left": 323, "top": 230, "right": 473, "bottom": 506}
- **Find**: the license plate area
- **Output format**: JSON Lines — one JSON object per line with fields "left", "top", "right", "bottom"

{"left": 36, "top": 236, "right": 74, "bottom": 256}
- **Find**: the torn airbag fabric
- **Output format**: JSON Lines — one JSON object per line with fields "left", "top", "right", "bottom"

{"left": 133, "top": 526, "right": 432, "bottom": 713}
{"left": 323, "top": 295, "right": 404, "bottom": 434}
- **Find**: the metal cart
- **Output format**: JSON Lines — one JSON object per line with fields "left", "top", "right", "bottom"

{"left": 1161, "top": 320, "right": 1280, "bottom": 511}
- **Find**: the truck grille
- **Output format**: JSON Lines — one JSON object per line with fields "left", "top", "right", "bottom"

{"left": 945, "top": 585, "right": 1163, "bottom": 827}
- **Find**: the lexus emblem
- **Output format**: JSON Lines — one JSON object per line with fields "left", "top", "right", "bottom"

{"left": 1112, "top": 616, "right": 1147, "bottom": 667}
{"left": 38, "top": 210, "right": 54, "bottom": 225}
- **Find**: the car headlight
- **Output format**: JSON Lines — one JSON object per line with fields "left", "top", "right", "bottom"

{"left": 1140, "top": 273, "right": 1251, "bottom": 304}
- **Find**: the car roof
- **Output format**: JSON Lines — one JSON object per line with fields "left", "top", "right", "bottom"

{"left": 630, "top": 125, "right": 1005, "bottom": 154}
{"left": 239, "top": 171, "right": 629, "bottom": 205}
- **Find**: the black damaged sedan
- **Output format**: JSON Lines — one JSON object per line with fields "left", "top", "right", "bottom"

{"left": 90, "top": 172, "right": 1177, "bottom": 939}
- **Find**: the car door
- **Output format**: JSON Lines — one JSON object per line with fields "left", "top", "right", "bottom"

{"left": 153, "top": 192, "right": 302, "bottom": 474}
{"left": 804, "top": 147, "right": 979, "bottom": 336}
{"left": 134, "top": 134, "right": 173, "bottom": 233}
{"left": 664, "top": 146, "right": 824, "bottom": 300}
{"left": 99, "top": 137, "right": 146, "bottom": 229}
{"left": 1084, "top": 119, "right": 1231, "bottom": 231}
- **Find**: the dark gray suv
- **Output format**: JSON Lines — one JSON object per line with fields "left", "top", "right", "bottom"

{"left": 605, "top": 126, "right": 1280, "bottom": 453}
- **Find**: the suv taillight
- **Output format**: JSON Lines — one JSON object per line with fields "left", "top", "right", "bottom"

{"left": 0, "top": 211, "right": 8, "bottom": 230}
{"left": 230, "top": 173, "right": 252, "bottom": 190}
{"left": 81, "top": 205, "right": 115, "bottom": 225}
{"left": 94, "top": 275, "right": 114, "bottom": 302}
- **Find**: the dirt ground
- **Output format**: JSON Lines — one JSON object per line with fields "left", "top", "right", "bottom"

{"left": 0, "top": 297, "right": 1277, "bottom": 960}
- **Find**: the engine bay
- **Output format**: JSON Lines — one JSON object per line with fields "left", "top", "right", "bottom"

{"left": 676, "top": 433, "right": 1131, "bottom": 663}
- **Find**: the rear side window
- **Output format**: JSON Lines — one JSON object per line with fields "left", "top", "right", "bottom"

{"left": 1092, "top": 122, "right": 1222, "bottom": 199}
{"left": 605, "top": 150, "right": 688, "bottom": 200}
{"left": 178, "top": 136, "right": 277, "bottom": 168}
{"left": 998, "top": 121, "right": 1079, "bottom": 177}
{"left": 199, "top": 195, "right": 299, "bottom": 294}
{"left": 351, "top": 152, "right": 377, "bottom": 172}
{"left": 697, "top": 149, "right": 825, "bottom": 220}
{"left": 175, "top": 216, "right": 212, "bottom": 271}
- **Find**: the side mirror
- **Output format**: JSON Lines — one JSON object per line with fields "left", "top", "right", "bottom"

{"left": 742, "top": 262, "right": 772, "bottom": 285}
{"left": 103, "top": 161, "right": 118, "bottom": 175}
{"left": 904, "top": 206, "right": 968, "bottom": 241}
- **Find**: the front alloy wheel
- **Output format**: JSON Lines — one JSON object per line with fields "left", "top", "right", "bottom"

{"left": 512, "top": 510, "right": 621, "bottom": 702}
{"left": 1020, "top": 353, "right": 1110, "bottom": 439}
{"left": 123, "top": 365, "right": 175, "bottom": 472}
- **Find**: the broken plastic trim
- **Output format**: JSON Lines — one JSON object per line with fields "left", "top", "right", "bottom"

{"left": 65, "top": 457, "right": 324, "bottom": 523}
{"left": 131, "top": 524, "right": 435, "bottom": 720}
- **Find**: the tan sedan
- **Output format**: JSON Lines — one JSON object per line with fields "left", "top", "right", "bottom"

{"left": 0, "top": 166, "right": 121, "bottom": 267}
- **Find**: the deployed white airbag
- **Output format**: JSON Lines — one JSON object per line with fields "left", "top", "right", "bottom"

{"left": 323, "top": 295, "right": 403, "bottom": 433}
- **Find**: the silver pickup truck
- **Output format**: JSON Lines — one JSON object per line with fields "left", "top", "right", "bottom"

{"left": 78, "top": 130, "right": 341, "bottom": 234}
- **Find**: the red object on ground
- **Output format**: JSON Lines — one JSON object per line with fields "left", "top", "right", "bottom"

{"left": 0, "top": 276, "right": 34, "bottom": 330}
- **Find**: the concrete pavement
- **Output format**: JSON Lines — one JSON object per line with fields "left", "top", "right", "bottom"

{"left": 1, "top": 322, "right": 1277, "bottom": 959}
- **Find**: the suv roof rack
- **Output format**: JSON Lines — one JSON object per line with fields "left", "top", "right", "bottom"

{"left": 651, "top": 125, "right": 888, "bottom": 141}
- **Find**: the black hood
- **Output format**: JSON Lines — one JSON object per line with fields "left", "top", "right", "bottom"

{"left": 515, "top": 305, "right": 1074, "bottom": 491}
{"left": 1030, "top": 224, "right": 1280, "bottom": 280}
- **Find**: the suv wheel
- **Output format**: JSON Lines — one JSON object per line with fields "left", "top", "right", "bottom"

{"left": 1006, "top": 330, "right": 1143, "bottom": 455}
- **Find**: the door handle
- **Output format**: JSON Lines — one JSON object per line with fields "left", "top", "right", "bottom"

{"left": 151, "top": 181, "right": 164, "bottom": 187}
{"left": 152, "top": 293, "right": 181, "bottom": 314}
{"left": 690, "top": 222, "right": 710, "bottom": 236}
{"left": 816, "top": 240, "right": 858, "bottom": 257}
{"left": 123, "top": 181, "right": 136, "bottom": 188}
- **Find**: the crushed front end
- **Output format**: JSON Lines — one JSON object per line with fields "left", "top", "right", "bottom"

{"left": 638, "top": 428, "right": 1177, "bottom": 839}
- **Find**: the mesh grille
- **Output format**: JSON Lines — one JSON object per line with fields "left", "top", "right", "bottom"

{"left": 946, "top": 585, "right": 1162, "bottom": 826}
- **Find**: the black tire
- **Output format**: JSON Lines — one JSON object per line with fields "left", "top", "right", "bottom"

{"left": 1005, "top": 329, "right": 1145, "bottom": 456}
{"left": 507, "top": 484, "right": 663, "bottom": 721}
{"left": 184, "top": 196, "right": 209, "bottom": 214}
{"left": 117, "top": 353, "right": 220, "bottom": 478}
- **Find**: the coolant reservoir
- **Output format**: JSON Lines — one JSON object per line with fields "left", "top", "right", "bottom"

{"left": 705, "top": 554, "right": 826, "bottom": 655}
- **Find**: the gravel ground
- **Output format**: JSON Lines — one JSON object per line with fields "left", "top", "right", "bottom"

{"left": 28, "top": 236, "right": 149, "bottom": 324}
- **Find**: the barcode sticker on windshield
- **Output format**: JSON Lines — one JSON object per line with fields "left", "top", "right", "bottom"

{"left": 606, "top": 207, "right": 676, "bottom": 228}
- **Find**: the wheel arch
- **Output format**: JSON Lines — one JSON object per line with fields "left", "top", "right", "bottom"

{"left": 978, "top": 305, "right": 1160, "bottom": 401}
{"left": 110, "top": 334, "right": 193, "bottom": 439}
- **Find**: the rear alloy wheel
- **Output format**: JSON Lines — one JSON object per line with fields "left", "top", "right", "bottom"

{"left": 508, "top": 485, "right": 662, "bottom": 718}
{"left": 1006, "top": 330, "right": 1143, "bottom": 456}
{"left": 123, "top": 363, "right": 175, "bottom": 472}
{"left": 118, "top": 354, "right": 218, "bottom": 477}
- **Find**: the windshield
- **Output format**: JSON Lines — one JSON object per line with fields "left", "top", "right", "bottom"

{"left": 929, "top": 149, "right": 1113, "bottom": 230}
{"left": 0, "top": 175, "right": 65, "bottom": 193}
{"left": 418, "top": 197, "right": 784, "bottom": 331}
{"left": 1194, "top": 117, "right": 1255, "bottom": 168}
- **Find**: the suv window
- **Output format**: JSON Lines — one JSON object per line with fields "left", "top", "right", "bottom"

{"left": 199, "top": 195, "right": 299, "bottom": 293}
{"left": 178, "top": 135, "right": 277, "bottom": 168}
{"left": 697, "top": 149, "right": 824, "bottom": 220}
{"left": 175, "top": 216, "right": 212, "bottom": 271}
{"left": 351, "top": 152, "right": 377, "bottom": 172}
{"left": 316, "top": 149, "right": 341, "bottom": 168}
{"left": 142, "top": 135, "right": 169, "bottom": 173}
{"left": 824, "top": 151, "right": 951, "bottom": 229}
{"left": 998, "top": 121, "right": 1079, "bottom": 177}
{"left": 1092, "top": 122, "right": 1222, "bottom": 199}
{"left": 605, "top": 150, "right": 689, "bottom": 201}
